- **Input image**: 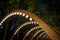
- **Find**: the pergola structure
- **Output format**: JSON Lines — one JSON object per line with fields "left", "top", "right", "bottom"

{"left": 0, "top": 10, "right": 60, "bottom": 40}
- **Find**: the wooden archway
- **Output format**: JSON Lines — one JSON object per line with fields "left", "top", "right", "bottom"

{"left": 0, "top": 10, "right": 60, "bottom": 40}
{"left": 11, "top": 10, "right": 60, "bottom": 40}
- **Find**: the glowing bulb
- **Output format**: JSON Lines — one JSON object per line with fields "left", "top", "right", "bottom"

{"left": 9, "top": 14, "right": 12, "bottom": 16}
{"left": 22, "top": 13, "right": 25, "bottom": 16}
{"left": 29, "top": 18, "right": 32, "bottom": 21}
{"left": 0, "top": 23, "right": 1, "bottom": 25}
{"left": 14, "top": 12, "right": 17, "bottom": 15}
{"left": 26, "top": 15, "right": 29, "bottom": 18}
{"left": 12, "top": 13, "right": 15, "bottom": 15}
{"left": 20, "top": 13, "right": 22, "bottom": 15}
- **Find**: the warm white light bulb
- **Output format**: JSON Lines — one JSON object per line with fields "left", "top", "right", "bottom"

{"left": 9, "top": 14, "right": 12, "bottom": 16}
{"left": 12, "top": 13, "right": 15, "bottom": 15}
{"left": 14, "top": 12, "right": 17, "bottom": 15}
{"left": 29, "top": 18, "right": 32, "bottom": 21}
{"left": 20, "top": 13, "right": 22, "bottom": 15}
{"left": 0, "top": 23, "right": 1, "bottom": 25}
{"left": 22, "top": 13, "right": 25, "bottom": 16}
{"left": 26, "top": 15, "right": 29, "bottom": 18}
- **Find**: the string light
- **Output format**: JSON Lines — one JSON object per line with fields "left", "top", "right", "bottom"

{"left": 29, "top": 18, "right": 32, "bottom": 21}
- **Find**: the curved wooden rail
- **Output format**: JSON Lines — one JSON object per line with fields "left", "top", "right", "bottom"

{"left": 0, "top": 10, "right": 60, "bottom": 40}
{"left": 10, "top": 10, "right": 60, "bottom": 40}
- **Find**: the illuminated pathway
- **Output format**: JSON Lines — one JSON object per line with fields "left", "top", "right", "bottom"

{"left": 0, "top": 10, "right": 60, "bottom": 40}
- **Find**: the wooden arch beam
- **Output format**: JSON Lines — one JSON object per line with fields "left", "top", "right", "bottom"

{"left": 8, "top": 10, "right": 60, "bottom": 40}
